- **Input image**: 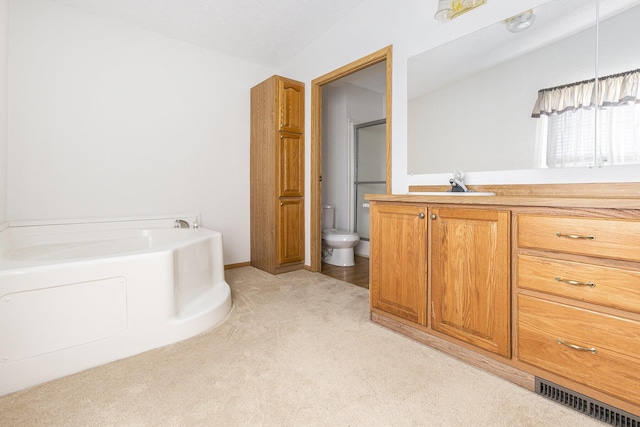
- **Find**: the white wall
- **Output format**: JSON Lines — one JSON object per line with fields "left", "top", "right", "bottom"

{"left": 321, "top": 83, "right": 383, "bottom": 232}
{"left": 0, "top": 0, "right": 7, "bottom": 226}
{"left": 8, "top": 0, "right": 275, "bottom": 264}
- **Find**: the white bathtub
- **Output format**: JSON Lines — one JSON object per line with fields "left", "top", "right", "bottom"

{"left": 0, "top": 216, "right": 232, "bottom": 396}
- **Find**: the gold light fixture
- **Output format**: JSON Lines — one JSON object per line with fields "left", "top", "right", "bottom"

{"left": 434, "top": 0, "right": 487, "bottom": 20}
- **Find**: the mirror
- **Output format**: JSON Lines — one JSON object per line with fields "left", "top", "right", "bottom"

{"left": 408, "top": 0, "right": 640, "bottom": 174}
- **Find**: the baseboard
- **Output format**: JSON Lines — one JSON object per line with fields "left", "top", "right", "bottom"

{"left": 224, "top": 262, "right": 251, "bottom": 270}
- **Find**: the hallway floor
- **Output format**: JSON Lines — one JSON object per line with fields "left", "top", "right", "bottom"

{"left": 321, "top": 255, "right": 369, "bottom": 289}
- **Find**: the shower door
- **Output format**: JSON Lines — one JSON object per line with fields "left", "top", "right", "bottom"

{"left": 355, "top": 119, "right": 386, "bottom": 242}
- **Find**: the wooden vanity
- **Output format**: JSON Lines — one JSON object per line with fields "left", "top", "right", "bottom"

{"left": 367, "top": 183, "right": 640, "bottom": 417}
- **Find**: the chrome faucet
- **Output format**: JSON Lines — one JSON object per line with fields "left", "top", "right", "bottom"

{"left": 448, "top": 171, "right": 470, "bottom": 192}
{"left": 175, "top": 219, "right": 190, "bottom": 228}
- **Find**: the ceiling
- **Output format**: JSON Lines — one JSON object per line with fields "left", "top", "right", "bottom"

{"left": 48, "top": 0, "right": 368, "bottom": 68}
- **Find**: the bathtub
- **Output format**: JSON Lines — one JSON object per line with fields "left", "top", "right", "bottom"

{"left": 0, "top": 216, "right": 232, "bottom": 396}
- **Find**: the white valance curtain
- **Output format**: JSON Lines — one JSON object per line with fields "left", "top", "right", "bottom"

{"left": 532, "top": 69, "right": 640, "bottom": 168}
{"left": 531, "top": 69, "right": 640, "bottom": 118}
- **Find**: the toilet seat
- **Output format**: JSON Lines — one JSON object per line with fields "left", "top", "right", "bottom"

{"left": 322, "top": 229, "right": 359, "bottom": 241}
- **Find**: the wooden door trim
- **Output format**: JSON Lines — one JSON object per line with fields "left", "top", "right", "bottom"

{"left": 309, "top": 45, "right": 393, "bottom": 272}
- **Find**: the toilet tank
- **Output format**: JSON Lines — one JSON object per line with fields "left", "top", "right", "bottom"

{"left": 322, "top": 205, "right": 335, "bottom": 230}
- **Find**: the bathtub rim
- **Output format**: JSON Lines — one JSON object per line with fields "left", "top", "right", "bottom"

{"left": 7, "top": 213, "right": 202, "bottom": 230}
{"left": 0, "top": 214, "right": 211, "bottom": 271}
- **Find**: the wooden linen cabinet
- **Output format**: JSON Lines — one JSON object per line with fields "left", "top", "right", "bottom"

{"left": 250, "top": 76, "right": 305, "bottom": 274}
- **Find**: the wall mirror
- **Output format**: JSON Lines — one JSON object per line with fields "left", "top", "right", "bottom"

{"left": 408, "top": 0, "right": 640, "bottom": 174}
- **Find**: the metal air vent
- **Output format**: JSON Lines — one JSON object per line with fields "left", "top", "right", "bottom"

{"left": 535, "top": 377, "right": 639, "bottom": 427}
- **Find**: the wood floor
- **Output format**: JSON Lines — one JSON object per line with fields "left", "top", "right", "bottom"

{"left": 321, "top": 255, "right": 369, "bottom": 289}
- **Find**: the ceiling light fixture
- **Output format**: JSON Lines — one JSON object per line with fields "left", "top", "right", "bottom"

{"left": 434, "top": 0, "right": 487, "bottom": 21}
{"left": 505, "top": 9, "right": 536, "bottom": 33}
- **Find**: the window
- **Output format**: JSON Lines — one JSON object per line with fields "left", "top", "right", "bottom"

{"left": 533, "top": 69, "right": 640, "bottom": 168}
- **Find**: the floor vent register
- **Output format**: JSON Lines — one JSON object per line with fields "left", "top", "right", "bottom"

{"left": 535, "top": 378, "right": 639, "bottom": 427}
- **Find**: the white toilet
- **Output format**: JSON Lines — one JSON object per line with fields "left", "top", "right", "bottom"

{"left": 321, "top": 205, "right": 360, "bottom": 267}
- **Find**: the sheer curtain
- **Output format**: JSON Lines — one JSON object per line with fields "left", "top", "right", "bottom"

{"left": 532, "top": 69, "right": 640, "bottom": 168}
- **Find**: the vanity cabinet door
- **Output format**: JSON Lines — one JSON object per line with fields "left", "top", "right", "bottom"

{"left": 370, "top": 203, "right": 427, "bottom": 325}
{"left": 430, "top": 207, "right": 511, "bottom": 357}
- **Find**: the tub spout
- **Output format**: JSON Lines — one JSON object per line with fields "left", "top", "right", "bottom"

{"left": 175, "top": 219, "right": 190, "bottom": 229}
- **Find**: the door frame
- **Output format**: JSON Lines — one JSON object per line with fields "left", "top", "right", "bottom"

{"left": 309, "top": 45, "right": 393, "bottom": 272}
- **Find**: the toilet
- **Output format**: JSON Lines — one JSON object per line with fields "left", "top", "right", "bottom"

{"left": 321, "top": 205, "right": 360, "bottom": 267}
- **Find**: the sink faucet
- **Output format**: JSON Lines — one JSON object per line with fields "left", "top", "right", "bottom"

{"left": 448, "top": 170, "right": 470, "bottom": 192}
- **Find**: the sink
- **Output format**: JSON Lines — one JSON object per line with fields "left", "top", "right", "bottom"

{"left": 407, "top": 191, "right": 496, "bottom": 196}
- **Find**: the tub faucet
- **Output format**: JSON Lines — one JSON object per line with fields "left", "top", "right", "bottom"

{"left": 175, "top": 219, "right": 190, "bottom": 229}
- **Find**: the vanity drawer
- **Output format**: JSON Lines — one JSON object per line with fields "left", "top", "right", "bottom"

{"left": 518, "top": 214, "right": 640, "bottom": 262}
{"left": 518, "top": 295, "right": 640, "bottom": 405}
{"left": 517, "top": 254, "right": 640, "bottom": 314}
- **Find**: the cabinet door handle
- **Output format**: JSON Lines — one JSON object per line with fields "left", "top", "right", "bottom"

{"left": 555, "top": 232, "right": 595, "bottom": 240}
{"left": 556, "top": 338, "right": 597, "bottom": 354}
{"left": 418, "top": 213, "right": 425, "bottom": 219}
{"left": 555, "top": 277, "right": 595, "bottom": 288}
{"left": 430, "top": 214, "right": 437, "bottom": 220}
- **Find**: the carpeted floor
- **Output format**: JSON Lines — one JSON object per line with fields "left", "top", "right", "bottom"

{"left": 0, "top": 267, "right": 604, "bottom": 426}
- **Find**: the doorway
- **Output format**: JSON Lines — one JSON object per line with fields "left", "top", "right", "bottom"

{"left": 310, "top": 46, "right": 393, "bottom": 278}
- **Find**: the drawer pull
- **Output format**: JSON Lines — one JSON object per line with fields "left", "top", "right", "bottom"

{"left": 556, "top": 338, "right": 597, "bottom": 354}
{"left": 555, "top": 232, "right": 595, "bottom": 240}
{"left": 554, "top": 277, "right": 595, "bottom": 288}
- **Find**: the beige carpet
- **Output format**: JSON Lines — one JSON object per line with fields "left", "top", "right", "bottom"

{"left": 0, "top": 267, "right": 603, "bottom": 426}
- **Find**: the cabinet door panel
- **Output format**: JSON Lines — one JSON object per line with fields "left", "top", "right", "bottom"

{"left": 278, "top": 133, "right": 304, "bottom": 197}
{"left": 431, "top": 207, "right": 511, "bottom": 357}
{"left": 370, "top": 203, "right": 427, "bottom": 325}
{"left": 278, "top": 199, "right": 304, "bottom": 264}
{"left": 278, "top": 80, "right": 304, "bottom": 133}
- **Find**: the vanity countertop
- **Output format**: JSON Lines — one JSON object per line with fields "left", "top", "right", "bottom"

{"left": 366, "top": 183, "right": 640, "bottom": 210}
{"left": 366, "top": 194, "right": 640, "bottom": 209}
